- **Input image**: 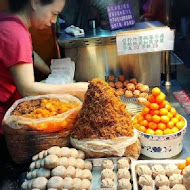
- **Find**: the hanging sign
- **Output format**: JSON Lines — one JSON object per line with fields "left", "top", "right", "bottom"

{"left": 107, "top": 3, "right": 135, "bottom": 30}
{"left": 116, "top": 27, "right": 175, "bottom": 55}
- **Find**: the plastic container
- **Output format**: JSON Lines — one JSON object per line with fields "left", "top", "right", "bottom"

{"left": 131, "top": 159, "right": 185, "bottom": 190}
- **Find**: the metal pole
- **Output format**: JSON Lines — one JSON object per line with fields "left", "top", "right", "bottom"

{"left": 165, "top": 51, "right": 172, "bottom": 86}
{"left": 165, "top": 0, "right": 170, "bottom": 26}
{"left": 164, "top": 0, "right": 172, "bottom": 86}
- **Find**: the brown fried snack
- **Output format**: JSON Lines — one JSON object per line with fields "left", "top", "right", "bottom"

{"left": 108, "top": 82, "right": 115, "bottom": 88}
{"left": 71, "top": 78, "right": 133, "bottom": 140}
{"left": 129, "top": 78, "right": 138, "bottom": 85}
{"left": 107, "top": 75, "right": 115, "bottom": 82}
{"left": 115, "top": 81, "right": 124, "bottom": 89}
{"left": 133, "top": 90, "right": 140, "bottom": 98}
{"left": 123, "top": 80, "right": 129, "bottom": 87}
{"left": 118, "top": 75, "right": 125, "bottom": 82}
{"left": 116, "top": 88, "right": 125, "bottom": 96}
{"left": 126, "top": 83, "right": 135, "bottom": 91}
{"left": 125, "top": 90, "right": 133, "bottom": 98}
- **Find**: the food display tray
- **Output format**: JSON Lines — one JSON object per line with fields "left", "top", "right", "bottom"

{"left": 131, "top": 160, "right": 185, "bottom": 190}
{"left": 87, "top": 157, "right": 135, "bottom": 190}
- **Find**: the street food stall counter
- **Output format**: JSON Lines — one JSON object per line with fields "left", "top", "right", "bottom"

{"left": 58, "top": 21, "right": 164, "bottom": 86}
{"left": 0, "top": 80, "right": 190, "bottom": 190}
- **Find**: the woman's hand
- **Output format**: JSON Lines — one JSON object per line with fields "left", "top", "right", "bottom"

{"left": 10, "top": 62, "right": 89, "bottom": 99}
{"left": 71, "top": 82, "right": 89, "bottom": 100}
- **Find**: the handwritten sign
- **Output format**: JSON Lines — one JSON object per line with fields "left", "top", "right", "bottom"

{"left": 107, "top": 3, "right": 135, "bottom": 30}
{"left": 116, "top": 27, "right": 175, "bottom": 55}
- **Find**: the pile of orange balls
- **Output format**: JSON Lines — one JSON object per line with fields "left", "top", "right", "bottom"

{"left": 178, "top": 157, "right": 190, "bottom": 173}
{"left": 133, "top": 87, "right": 185, "bottom": 135}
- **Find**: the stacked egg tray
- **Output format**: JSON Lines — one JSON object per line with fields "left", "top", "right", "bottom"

{"left": 88, "top": 157, "right": 134, "bottom": 190}
{"left": 131, "top": 160, "right": 186, "bottom": 190}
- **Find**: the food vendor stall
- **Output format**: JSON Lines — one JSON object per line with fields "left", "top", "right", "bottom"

{"left": 1, "top": 2, "right": 190, "bottom": 190}
{"left": 58, "top": 21, "right": 164, "bottom": 86}
{"left": 0, "top": 80, "right": 190, "bottom": 190}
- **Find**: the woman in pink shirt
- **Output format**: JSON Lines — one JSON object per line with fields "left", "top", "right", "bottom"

{"left": 0, "top": 0, "right": 88, "bottom": 162}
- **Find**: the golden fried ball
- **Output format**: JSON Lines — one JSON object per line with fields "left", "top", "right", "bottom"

{"left": 137, "top": 97, "right": 147, "bottom": 105}
{"left": 118, "top": 75, "right": 125, "bottom": 82}
{"left": 126, "top": 83, "right": 135, "bottom": 91}
{"left": 116, "top": 88, "right": 125, "bottom": 96}
{"left": 115, "top": 81, "right": 124, "bottom": 89}
{"left": 108, "top": 82, "right": 115, "bottom": 88}
{"left": 125, "top": 90, "right": 133, "bottom": 98}
{"left": 136, "top": 83, "right": 144, "bottom": 91}
{"left": 133, "top": 90, "right": 141, "bottom": 98}
{"left": 141, "top": 85, "right": 150, "bottom": 93}
{"left": 123, "top": 80, "right": 129, "bottom": 87}
{"left": 129, "top": 78, "right": 138, "bottom": 85}
{"left": 139, "top": 93, "right": 148, "bottom": 99}
{"left": 107, "top": 75, "right": 115, "bottom": 82}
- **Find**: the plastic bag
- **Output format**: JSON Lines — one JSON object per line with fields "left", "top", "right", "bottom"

{"left": 70, "top": 129, "right": 138, "bottom": 158}
{"left": 2, "top": 94, "right": 82, "bottom": 164}
{"left": 3, "top": 94, "right": 82, "bottom": 132}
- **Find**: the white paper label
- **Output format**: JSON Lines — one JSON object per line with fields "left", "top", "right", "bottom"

{"left": 116, "top": 27, "right": 174, "bottom": 55}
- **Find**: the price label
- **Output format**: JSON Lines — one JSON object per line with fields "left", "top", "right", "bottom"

{"left": 116, "top": 27, "right": 174, "bottom": 55}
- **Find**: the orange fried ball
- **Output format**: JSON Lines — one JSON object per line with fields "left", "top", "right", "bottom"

{"left": 118, "top": 75, "right": 125, "bottom": 82}
{"left": 116, "top": 88, "right": 125, "bottom": 96}
{"left": 123, "top": 80, "right": 129, "bottom": 87}
{"left": 139, "top": 92, "right": 148, "bottom": 99}
{"left": 126, "top": 83, "right": 135, "bottom": 91}
{"left": 136, "top": 83, "right": 144, "bottom": 91}
{"left": 115, "top": 81, "right": 124, "bottom": 89}
{"left": 129, "top": 78, "right": 138, "bottom": 85}
{"left": 108, "top": 82, "right": 115, "bottom": 88}
{"left": 133, "top": 90, "right": 140, "bottom": 98}
{"left": 107, "top": 74, "right": 115, "bottom": 82}
{"left": 141, "top": 85, "right": 150, "bottom": 93}
{"left": 125, "top": 90, "right": 133, "bottom": 98}
{"left": 137, "top": 97, "right": 147, "bottom": 105}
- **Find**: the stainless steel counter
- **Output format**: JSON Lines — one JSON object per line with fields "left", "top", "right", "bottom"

{"left": 58, "top": 21, "right": 164, "bottom": 48}
{"left": 57, "top": 21, "right": 165, "bottom": 85}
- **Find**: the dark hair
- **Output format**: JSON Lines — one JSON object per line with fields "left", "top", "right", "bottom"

{"left": 9, "top": 0, "right": 54, "bottom": 13}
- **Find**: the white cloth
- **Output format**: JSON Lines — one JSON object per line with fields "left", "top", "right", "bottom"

{"left": 64, "top": 25, "right": 85, "bottom": 36}
{"left": 45, "top": 58, "right": 75, "bottom": 84}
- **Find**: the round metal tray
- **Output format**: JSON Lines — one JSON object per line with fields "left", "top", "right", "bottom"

{"left": 120, "top": 95, "right": 144, "bottom": 116}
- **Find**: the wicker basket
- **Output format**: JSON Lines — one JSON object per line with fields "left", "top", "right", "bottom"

{"left": 2, "top": 94, "right": 82, "bottom": 164}
{"left": 3, "top": 124, "right": 70, "bottom": 164}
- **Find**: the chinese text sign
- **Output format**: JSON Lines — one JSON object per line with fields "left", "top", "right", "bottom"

{"left": 107, "top": 3, "right": 135, "bottom": 30}
{"left": 116, "top": 28, "right": 174, "bottom": 55}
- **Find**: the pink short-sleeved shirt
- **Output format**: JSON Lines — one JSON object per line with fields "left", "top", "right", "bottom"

{"left": 0, "top": 13, "right": 33, "bottom": 133}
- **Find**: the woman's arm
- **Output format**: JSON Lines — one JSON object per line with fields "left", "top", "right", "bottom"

{"left": 33, "top": 51, "right": 50, "bottom": 75}
{"left": 10, "top": 62, "right": 88, "bottom": 99}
